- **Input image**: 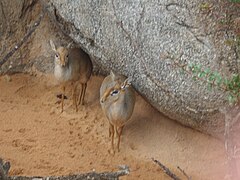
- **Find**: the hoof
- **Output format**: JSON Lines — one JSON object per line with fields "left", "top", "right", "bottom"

{"left": 56, "top": 94, "right": 67, "bottom": 99}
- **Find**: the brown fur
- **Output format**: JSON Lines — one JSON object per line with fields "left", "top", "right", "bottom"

{"left": 50, "top": 40, "right": 93, "bottom": 112}
{"left": 100, "top": 71, "right": 135, "bottom": 153}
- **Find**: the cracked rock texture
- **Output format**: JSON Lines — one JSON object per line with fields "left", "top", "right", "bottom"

{"left": 47, "top": 0, "right": 240, "bottom": 136}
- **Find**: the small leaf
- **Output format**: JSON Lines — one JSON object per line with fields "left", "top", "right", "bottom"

{"left": 198, "top": 71, "right": 206, "bottom": 78}
{"left": 192, "top": 76, "right": 197, "bottom": 81}
{"left": 188, "top": 63, "right": 193, "bottom": 68}
{"left": 223, "top": 78, "right": 229, "bottom": 87}
{"left": 215, "top": 74, "right": 223, "bottom": 86}
{"left": 233, "top": 89, "right": 239, "bottom": 95}
{"left": 207, "top": 83, "right": 212, "bottom": 90}
{"left": 196, "top": 64, "right": 202, "bottom": 71}
{"left": 204, "top": 68, "right": 211, "bottom": 75}
{"left": 208, "top": 73, "right": 216, "bottom": 82}
{"left": 228, "top": 94, "right": 237, "bottom": 104}
{"left": 228, "top": 81, "right": 234, "bottom": 90}
{"left": 191, "top": 65, "right": 197, "bottom": 73}
{"left": 191, "top": 64, "right": 202, "bottom": 74}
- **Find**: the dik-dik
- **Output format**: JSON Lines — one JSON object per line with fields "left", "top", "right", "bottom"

{"left": 50, "top": 40, "right": 93, "bottom": 112}
{"left": 100, "top": 71, "right": 135, "bottom": 153}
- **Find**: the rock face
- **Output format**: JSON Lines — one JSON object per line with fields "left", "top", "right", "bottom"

{"left": 0, "top": 0, "right": 42, "bottom": 73}
{"left": 46, "top": 0, "right": 240, "bottom": 136}
{"left": 0, "top": 0, "right": 65, "bottom": 75}
{"left": 0, "top": 0, "right": 239, "bottom": 136}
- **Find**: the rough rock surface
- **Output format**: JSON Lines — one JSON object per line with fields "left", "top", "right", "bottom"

{"left": 0, "top": 0, "right": 239, "bottom": 136}
{"left": 0, "top": 0, "right": 39, "bottom": 73}
{"left": 46, "top": 0, "right": 240, "bottom": 136}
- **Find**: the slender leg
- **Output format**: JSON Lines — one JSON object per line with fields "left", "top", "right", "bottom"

{"left": 81, "top": 83, "right": 87, "bottom": 105}
{"left": 72, "top": 82, "right": 78, "bottom": 112}
{"left": 109, "top": 123, "right": 113, "bottom": 138}
{"left": 77, "top": 83, "right": 83, "bottom": 106}
{"left": 61, "top": 85, "right": 65, "bottom": 113}
{"left": 79, "top": 83, "right": 87, "bottom": 105}
{"left": 116, "top": 126, "right": 124, "bottom": 152}
{"left": 109, "top": 124, "right": 115, "bottom": 154}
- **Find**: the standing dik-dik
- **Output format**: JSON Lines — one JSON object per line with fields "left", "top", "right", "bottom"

{"left": 100, "top": 71, "right": 135, "bottom": 153}
{"left": 50, "top": 40, "right": 93, "bottom": 112}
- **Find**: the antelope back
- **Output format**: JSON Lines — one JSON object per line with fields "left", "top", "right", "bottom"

{"left": 69, "top": 48, "right": 93, "bottom": 83}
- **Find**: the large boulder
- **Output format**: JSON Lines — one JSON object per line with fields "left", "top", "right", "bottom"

{"left": 46, "top": 0, "right": 240, "bottom": 136}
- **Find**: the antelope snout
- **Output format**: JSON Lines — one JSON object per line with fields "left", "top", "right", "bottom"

{"left": 60, "top": 61, "right": 66, "bottom": 67}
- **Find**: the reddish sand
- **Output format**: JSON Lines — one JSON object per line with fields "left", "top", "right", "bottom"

{"left": 0, "top": 73, "right": 227, "bottom": 179}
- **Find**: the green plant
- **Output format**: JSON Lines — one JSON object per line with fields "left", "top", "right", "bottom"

{"left": 229, "top": 0, "right": 240, "bottom": 3}
{"left": 185, "top": 63, "right": 240, "bottom": 179}
{"left": 188, "top": 64, "right": 240, "bottom": 104}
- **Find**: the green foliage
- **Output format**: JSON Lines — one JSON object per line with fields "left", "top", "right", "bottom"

{"left": 188, "top": 64, "right": 240, "bottom": 104}
{"left": 229, "top": 0, "right": 240, "bottom": 3}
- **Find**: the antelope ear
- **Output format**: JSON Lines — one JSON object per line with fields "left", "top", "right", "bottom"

{"left": 125, "top": 77, "right": 132, "bottom": 84}
{"left": 122, "top": 77, "right": 132, "bottom": 88}
{"left": 50, "top": 40, "right": 57, "bottom": 52}
{"left": 110, "top": 70, "right": 116, "bottom": 81}
{"left": 67, "top": 42, "right": 73, "bottom": 49}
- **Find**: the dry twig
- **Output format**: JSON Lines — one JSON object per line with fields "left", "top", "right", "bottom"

{"left": 152, "top": 158, "right": 181, "bottom": 180}
{"left": 177, "top": 166, "right": 191, "bottom": 180}
{"left": 0, "top": 158, "right": 129, "bottom": 180}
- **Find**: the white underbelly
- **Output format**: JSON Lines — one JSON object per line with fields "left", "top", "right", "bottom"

{"left": 54, "top": 65, "right": 72, "bottom": 82}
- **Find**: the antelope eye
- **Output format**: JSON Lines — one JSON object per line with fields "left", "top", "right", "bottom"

{"left": 111, "top": 90, "right": 119, "bottom": 96}
{"left": 55, "top": 54, "right": 59, "bottom": 58}
{"left": 66, "top": 54, "right": 69, "bottom": 58}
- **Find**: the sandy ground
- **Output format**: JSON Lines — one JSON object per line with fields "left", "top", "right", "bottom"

{"left": 0, "top": 73, "right": 228, "bottom": 179}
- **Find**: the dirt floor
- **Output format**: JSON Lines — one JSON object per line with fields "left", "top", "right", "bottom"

{"left": 0, "top": 73, "right": 228, "bottom": 179}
